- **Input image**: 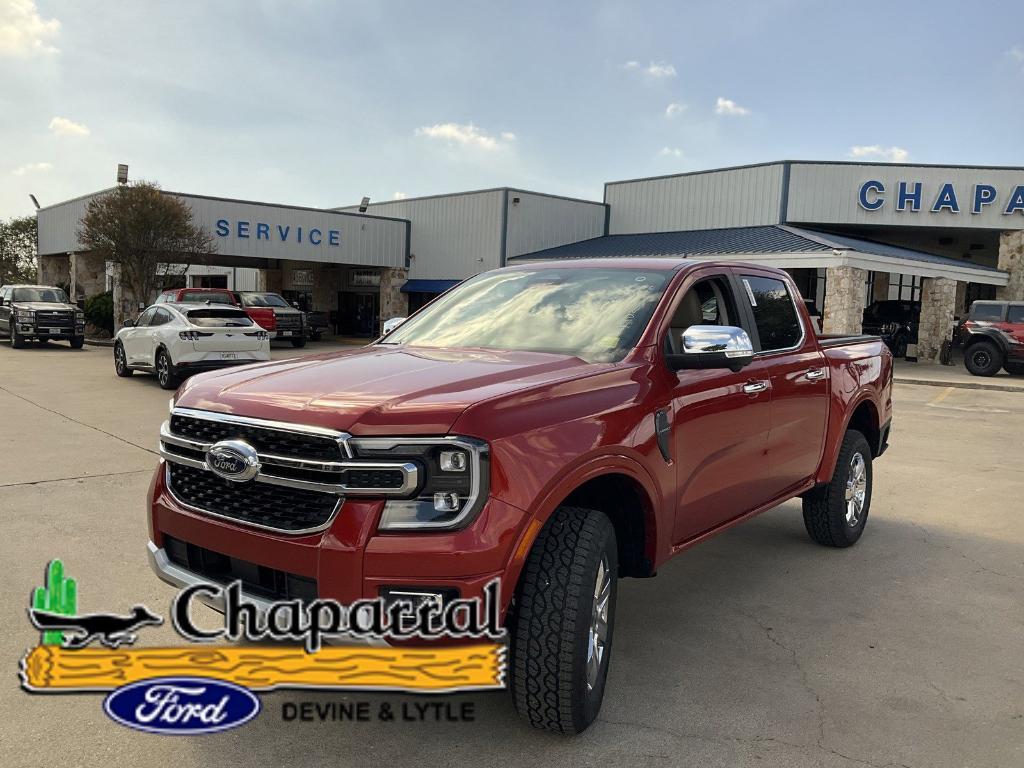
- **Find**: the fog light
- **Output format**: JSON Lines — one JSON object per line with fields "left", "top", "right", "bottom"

{"left": 433, "top": 492, "right": 460, "bottom": 512}
{"left": 439, "top": 450, "right": 467, "bottom": 472}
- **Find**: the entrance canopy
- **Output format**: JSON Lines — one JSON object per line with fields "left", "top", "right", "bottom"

{"left": 37, "top": 189, "right": 410, "bottom": 269}
{"left": 510, "top": 224, "right": 1008, "bottom": 286}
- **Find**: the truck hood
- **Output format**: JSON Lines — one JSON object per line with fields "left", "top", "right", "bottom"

{"left": 12, "top": 302, "right": 78, "bottom": 312}
{"left": 175, "top": 345, "right": 602, "bottom": 435}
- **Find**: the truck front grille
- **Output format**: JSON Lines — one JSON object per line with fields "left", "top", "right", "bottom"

{"left": 34, "top": 310, "right": 75, "bottom": 328}
{"left": 275, "top": 313, "right": 302, "bottom": 329}
{"left": 167, "top": 463, "right": 339, "bottom": 533}
{"left": 169, "top": 413, "right": 341, "bottom": 461}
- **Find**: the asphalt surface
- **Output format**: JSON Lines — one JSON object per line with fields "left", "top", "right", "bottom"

{"left": 1, "top": 339, "right": 1022, "bottom": 768}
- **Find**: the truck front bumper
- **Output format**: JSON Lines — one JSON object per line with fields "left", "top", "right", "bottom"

{"left": 147, "top": 460, "right": 529, "bottom": 620}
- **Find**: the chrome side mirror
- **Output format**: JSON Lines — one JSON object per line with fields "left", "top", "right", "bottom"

{"left": 381, "top": 317, "right": 407, "bottom": 336}
{"left": 666, "top": 325, "right": 754, "bottom": 373}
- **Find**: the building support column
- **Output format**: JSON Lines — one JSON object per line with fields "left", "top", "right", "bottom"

{"left": 378, "top": 267, "right": 409, "bottom": 329}
{"left": 916, "top": 277, "right": 958, "bottom": 363}
{"left": 38, "top": 254, "right": 70, "bottom": 289}
{"left": 996, "top": 231, "right": 1024, "bottom": 301}
{"left": 821, "top": 265, "right": 867, "bottom": 335}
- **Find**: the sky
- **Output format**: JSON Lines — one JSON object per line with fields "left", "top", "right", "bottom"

{"left": 2, "top": 0, "right": 1023, "bottom": 219}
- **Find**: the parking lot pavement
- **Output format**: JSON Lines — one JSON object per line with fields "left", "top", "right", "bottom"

{"left": 2, "top": 342, "right": 1022, "bottom": 768}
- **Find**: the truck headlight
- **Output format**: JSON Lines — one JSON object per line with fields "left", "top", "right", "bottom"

{"left": 351, "top": 437, "right": 489, "bottom": 531}
{"left": 15, "top": 309, "right": 34, "bottom": 322}
{"left": 75, "top": 310, "right": 85, "bottom": 323}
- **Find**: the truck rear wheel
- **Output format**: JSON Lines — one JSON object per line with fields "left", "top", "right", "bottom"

{"left": 510, "top": 506, "right": 618, "bottom": 734}
{"left": 964, "top": 341, "right": 1002, "bottom": 377}
{"left": 802, "top": 429, "right": 872, "bottom": 548}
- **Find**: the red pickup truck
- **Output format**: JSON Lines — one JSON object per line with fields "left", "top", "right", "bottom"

{"left": 148, "top": 259, "right": 892, "bottom": 733}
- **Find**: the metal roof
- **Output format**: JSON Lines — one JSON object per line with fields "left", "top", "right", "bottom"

{"left": 510, "top": 224, "right": 1005, "bottom": 276}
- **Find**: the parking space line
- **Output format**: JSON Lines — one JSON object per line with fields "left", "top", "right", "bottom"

{"left": 928, "top": 387, "right": 955, "bottom": 406}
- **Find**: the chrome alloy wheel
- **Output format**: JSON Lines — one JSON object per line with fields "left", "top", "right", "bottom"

{"left": 586, "top": 556, "right": 611, "bottom": 691}
{"left": 115, "top": 344, "right": 126, "bottom": 374}
{"left": 845, "top": 452, "right": 867, "bottom": 527}
{"left": 157, "top": 352, "right": 170, "bottom": 386}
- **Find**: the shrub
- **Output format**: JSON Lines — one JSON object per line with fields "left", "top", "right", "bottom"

{"left": 84, "top": 291, "right": 114, "bottom": 337}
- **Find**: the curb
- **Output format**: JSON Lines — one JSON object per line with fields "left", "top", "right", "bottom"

{"left": 84, "top": 338, "right": 114, "bottom": 348}
{"left": 894, "top": 376, "right": 1024, "bottom": 394}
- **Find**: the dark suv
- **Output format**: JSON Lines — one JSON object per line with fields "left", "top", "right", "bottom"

{"left": 0, "top": 285, "right": 85, "bottom": 349}
{"left": 862, "top": 300, "right": 920, "bottom": 359}
{"left": 958, "top": 300, "right": 1024, "bottom": 376}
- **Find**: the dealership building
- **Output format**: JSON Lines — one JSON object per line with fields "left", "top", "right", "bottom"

{"left": 37, "top": 160, "right": 1024, "bottom": 358}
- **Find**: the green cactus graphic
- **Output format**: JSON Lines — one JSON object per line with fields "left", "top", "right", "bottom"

{"left": 32, "top": 560, "right": 77, "bottom": 645}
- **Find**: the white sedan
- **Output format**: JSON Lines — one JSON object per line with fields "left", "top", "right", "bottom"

{"left": 113, "top": 303, "right": 270, "bottom": 389}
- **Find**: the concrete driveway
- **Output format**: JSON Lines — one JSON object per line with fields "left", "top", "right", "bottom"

{"left": 1, "top": 340, "right": 1022, "bottom": 768}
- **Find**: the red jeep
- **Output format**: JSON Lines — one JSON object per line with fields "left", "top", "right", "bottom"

{"left": 959, "top": 300, "right": 1024, "bottom": 376}
{"left": 148, "top": 259, "right": 892, "bottom": 733}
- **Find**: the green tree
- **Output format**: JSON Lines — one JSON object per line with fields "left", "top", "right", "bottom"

{"left": 77, "top": 181, "right": 217, "bottom": 320}
{"left": 0, "top": 215, "right": 38, "bottom": 285}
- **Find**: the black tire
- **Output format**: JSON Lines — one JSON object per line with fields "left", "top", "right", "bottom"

{"left": 1004, "top": 363, "right": 1024, "bottom": 376}
{"left": 11, "top": 326, "right": 26, "bottom": 348}
{"left": 802, "top": 430, "right": 872, "bottom": 548}
{"left": 70, "top": 335, "right": 85, "bottom": 349}
{"left": 291, "top": 337, "right": 307, "bottom": 348}
{"left": 892, "top": 335, "right": 908, "bottom": 359}
{"left": 964, "top": 341, "right": 1002, "bottom": 377}
{"left": 510, "top": 506, "right": 618, "bottom": 734}
{"left": 155, "top": 348, "right": 179, "bottom": 390}
{"left": 113, "top": 342, "right": 133, "bottom": 377}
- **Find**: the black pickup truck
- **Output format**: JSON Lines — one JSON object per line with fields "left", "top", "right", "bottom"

{"left": 0, "top": 284, "right": 85, "bottom": 349}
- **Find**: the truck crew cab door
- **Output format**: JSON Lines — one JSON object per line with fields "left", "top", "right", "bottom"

{"left": 663, "top": 271, "right": 776, "bottom": 545}
{"left": 736, "top": 271, "right": 829, "bottom": 496}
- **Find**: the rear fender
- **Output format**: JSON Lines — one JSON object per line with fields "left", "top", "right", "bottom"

{"left": 815, "top": 393, "right": 880, "bottom": 485}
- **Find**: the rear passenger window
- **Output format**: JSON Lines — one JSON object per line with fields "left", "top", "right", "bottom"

{"left": 971, "top": 303, "right": 1005, "bottom": 321}
{"left": 741, "top": 275, "right": 802, "bottom": 352}
{"left": 1008, "top": 306, "right": 1024, "bottom": 324}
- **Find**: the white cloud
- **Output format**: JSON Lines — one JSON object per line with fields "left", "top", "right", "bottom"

{"left": 414, "top": 122, "right": 515, "bottom": 151}
{"left": 49, "top": 116, "right": 90, "bottom": 137}
{"left": 848, "top": 145, "right": 909, "bottom": 163}
{"left": 665, "top": 102, "right": 686, "bottom": 118}
{"left": 0, "top": 0, "right": 59, "bottom": 57}
{"left": 715, "top": 97, "right": 750, "bottom": 116}
{"left": 1007, "top": 46, "right": 1024, "bottom": 71}
{"left": 12, "top": 161, "right": 53, "bottom": 176}
{"left": 659, "top": 147, "right": 683, "bottom": 158}
{"left": 392, "top": 191, "right": 408, "bottom": 200}
{"left": 623, "top": 60, "right": 676, "bottom": 78}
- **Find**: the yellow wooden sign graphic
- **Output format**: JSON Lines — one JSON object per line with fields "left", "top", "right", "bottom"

{"left": 22, "top": 643, "right": 506, "bottom": 693}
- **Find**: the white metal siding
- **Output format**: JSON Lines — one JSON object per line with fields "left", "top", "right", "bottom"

{"left": 38, "top": 191, "right": 409, "bottom": 268}
{"left": 786, "top": 163, "right": 1024, "bottom": 230}
{"left": 504, "top": 192, "right": 606, "bottom": 259}
{"left": 337, "top": 191, "right": 505, "bottom": 280}
{"left": 606, "top": 164, "right": 785, "bottom": 234}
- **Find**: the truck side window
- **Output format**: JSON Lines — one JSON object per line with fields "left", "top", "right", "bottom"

{"left": 741, "top": 275, "right": 803, "bottom": 352}
{"left": 667, "top": 276, "right": 737, "bottom": 353}
{"left": 1007, "top": 305, "right": 1024, "bottom": 323}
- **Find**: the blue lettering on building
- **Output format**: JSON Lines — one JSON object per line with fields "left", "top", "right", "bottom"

{"left": 213, "top": 218, "right": 342, "bottom": 245}
{"left": 859, "top": 180, "right": 1024, "bottom": 215}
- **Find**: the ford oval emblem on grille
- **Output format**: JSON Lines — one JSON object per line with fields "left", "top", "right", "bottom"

{"left": 205, "top": 440, "right": 260, "bottom": 482}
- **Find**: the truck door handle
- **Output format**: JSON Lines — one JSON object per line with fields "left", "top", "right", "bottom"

{"left": 742, "top": 380, "right": 770, "bottom": 394}
{"left": 804, "top": 368, "right": 827, "bottom": 381}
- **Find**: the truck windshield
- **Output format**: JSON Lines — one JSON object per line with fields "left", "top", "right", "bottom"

{"left": 240, "top": 293, "right": 290, "bottom": 308}
{"left": 382, "top": 267, "right": 671, "bottom": 362}
{"left": 180, "top": 291, "right": 233, "bottom": 304}
{"left": 12, "top": 287, "right": 68, "bottom": 303}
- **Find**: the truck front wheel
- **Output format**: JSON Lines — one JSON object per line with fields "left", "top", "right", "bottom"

{"left": 802, "top": 429, "right": 872, "bottom": 548}
{"left": 510, "top": 506, "right": 618, "bottom": 734}
{"left": 965, "top": 341, "right": 1002, "bottom": 377}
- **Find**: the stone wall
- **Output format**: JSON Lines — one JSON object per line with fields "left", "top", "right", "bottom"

{"left": 916, "top": 277, "right": 958, "bottom": 363}
{"left": 39, "top": 254, "right": 69, "bottom": 288}
{"left": 822, "top": 265, "right": 867, "bottom": 335}
{"left": 379, "top": 267, "right": 409, "bottom": 322}
{"left": 70, "top": 251, "right": 107, "bottom": 301}
{"left": 997, "top": 231, "right": 1024, "bottom": 301}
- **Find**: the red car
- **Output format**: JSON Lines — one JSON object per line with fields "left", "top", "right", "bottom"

{"left": 148, "top": 259, "right": 892, "bottom": 733}
{"left": 155, "top": 288, "right": 306, "bottom": 347}
{"left": 958, "top": 300, "right": 1024, "bottom": 376}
